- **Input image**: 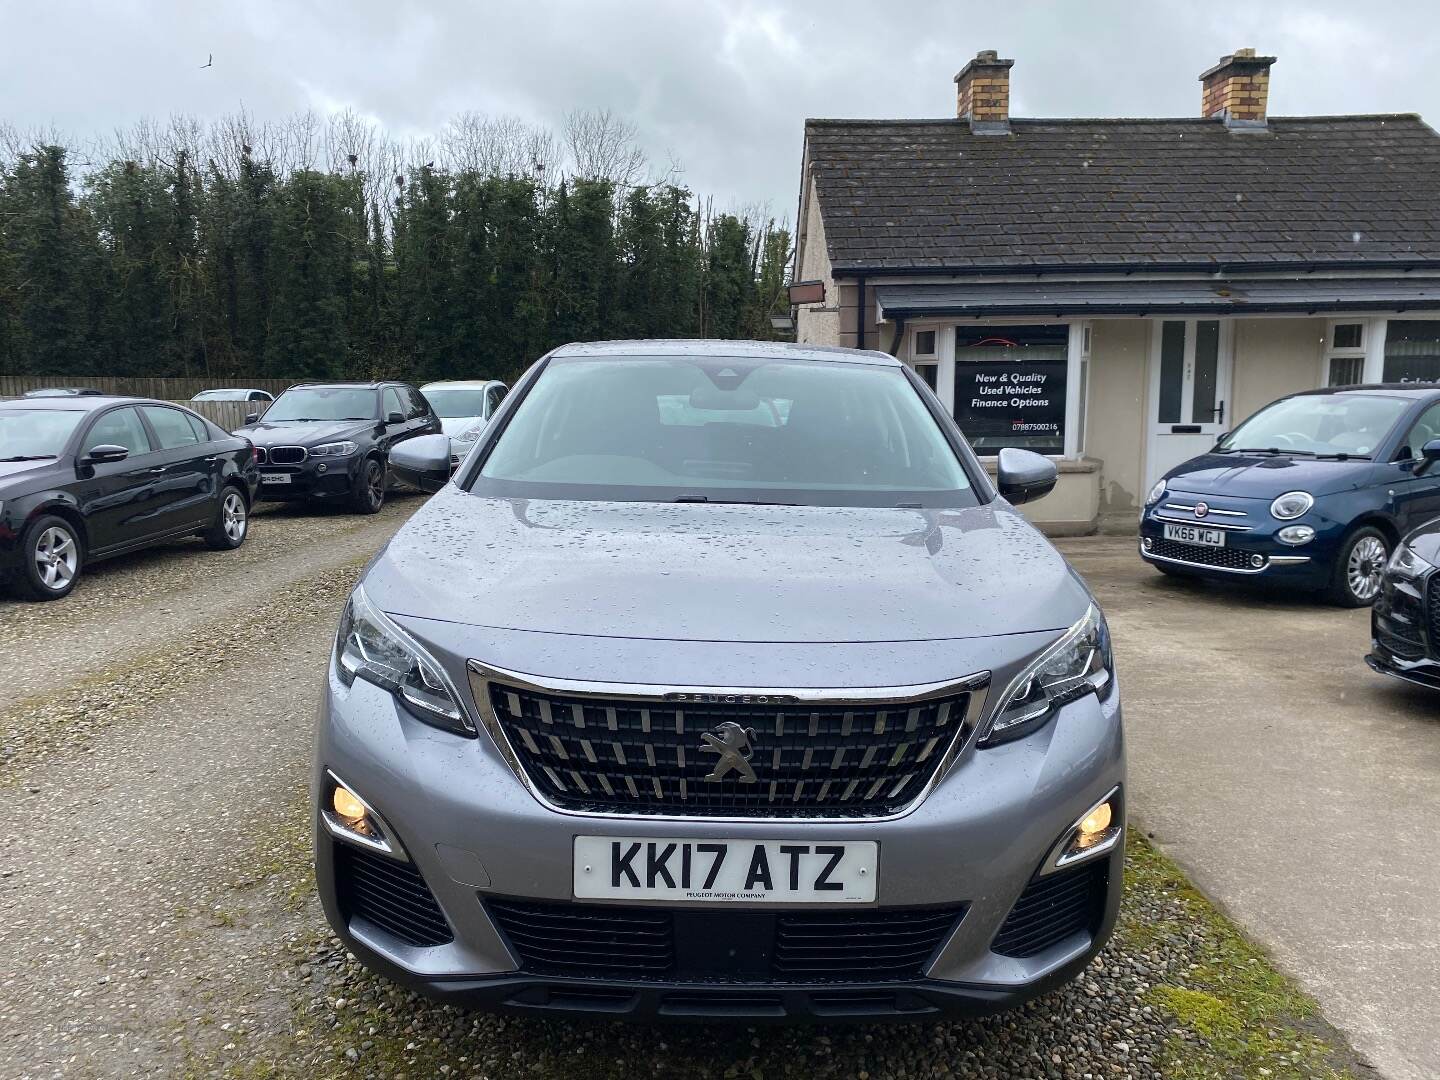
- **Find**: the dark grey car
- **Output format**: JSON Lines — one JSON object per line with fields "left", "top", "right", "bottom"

{"left": 313, "top": 340, "right": 1124, "bottom": 1021}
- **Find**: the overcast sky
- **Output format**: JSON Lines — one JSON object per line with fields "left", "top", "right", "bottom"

{"left": 3, "top": 0, "right": 1437, "bottom": 220}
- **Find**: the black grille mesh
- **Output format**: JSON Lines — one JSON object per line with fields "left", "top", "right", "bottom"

{"left": 1148, "top": 537, "right": 1257, "bottom": 571}
{"left": 991, "top": 861, "right": 1107, "bottom": 958}
{"left": 267, "top": 445, "right": 307, "bottom": 465}
{"left": 334, "top": 843, "right": 453, "bottom": 948}
{"left": 1424, "top": 575, "right": 1440, "bottom": 650}
{"left": 486, "top": 899, "right": 965, "bottom": 983}
{"left": 485, "top": 683, "right": 973, "bottom": 817}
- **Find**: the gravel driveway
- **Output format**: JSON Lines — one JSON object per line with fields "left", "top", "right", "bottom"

{"left": 0, "top": 502, "right": 1364, "bottom": 1080}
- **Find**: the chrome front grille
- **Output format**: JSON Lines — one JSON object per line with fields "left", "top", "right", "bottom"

{"left": 267, "top": 445, "right": 307, "bottom": 465}
{"left": 471, "top": 667, "right": 988, "bottom": 819}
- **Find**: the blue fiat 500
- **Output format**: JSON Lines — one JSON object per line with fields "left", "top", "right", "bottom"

{"left": 1140, "top": 385, "right": 1440, "bottom": 606}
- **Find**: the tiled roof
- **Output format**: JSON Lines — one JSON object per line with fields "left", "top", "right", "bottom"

{"left": 803, "top": 115, "right": 1440, "bottom": 272}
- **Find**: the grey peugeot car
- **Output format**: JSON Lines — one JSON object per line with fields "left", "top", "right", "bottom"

{"left": 314, "top": 340, "right": 1124, "bottom": 1021}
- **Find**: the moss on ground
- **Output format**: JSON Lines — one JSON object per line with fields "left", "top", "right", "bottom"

{"left": 1124, "top": 835, "right": 1362, "bottom": 1080}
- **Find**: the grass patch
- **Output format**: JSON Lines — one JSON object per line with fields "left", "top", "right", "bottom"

{"left": 1123, "top": 834, "right": 1362, "bottom": 1079}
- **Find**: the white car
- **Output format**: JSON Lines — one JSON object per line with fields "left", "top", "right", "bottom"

{"left": 418, "top": 380, "right": 508, "bottom": 466}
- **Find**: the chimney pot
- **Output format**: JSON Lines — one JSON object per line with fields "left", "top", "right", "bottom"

{"left": 1200, "top": 47, "right": 1277, "bottom": 128}
{"left": 954, "top": 49, "right": 1015, "bottom": 134}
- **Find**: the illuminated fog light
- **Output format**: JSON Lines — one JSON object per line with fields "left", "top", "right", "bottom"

{"left": 1050, "top": 788, "right": 1123, "bottom": 870}
{"left": 322, "top": 774, "right": 399, "bottom": 855}
{"left": 332, "top": 786, "right": 366, "bottom": 824}
{"left": 1277, "top": 525, "right": 1315, "bottom": 546}
{"left": 1250, "top": 553, "right": 1266, "bottom": 569}
{"left": 1078, "top": 802, "right": 1113, "bottom": 841}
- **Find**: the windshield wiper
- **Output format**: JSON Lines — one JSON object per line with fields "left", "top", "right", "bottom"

{"left": 674, "top": 494, "right": 797, "bottom": 506}
{"left": 1226, "top": 447, "right": 1316, "bottom": 456}
{"left": 0, "top": 454, "right": 56, "bottom": 461}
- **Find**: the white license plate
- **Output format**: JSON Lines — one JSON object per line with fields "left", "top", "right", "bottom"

{"left": 1163, "top": 522, "right": 1224, "bottom": 547}
{"left": 574, "top": 836, "right": 877, "bottom": 903}
{"left": 260, "top": 472, "right": 291, "bottom": 485}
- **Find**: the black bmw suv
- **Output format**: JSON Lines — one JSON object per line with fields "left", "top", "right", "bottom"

{"left": 235, "top": 382, "right": 441, "bottom": 513}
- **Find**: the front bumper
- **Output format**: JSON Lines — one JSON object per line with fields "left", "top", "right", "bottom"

{"left": 313, "top": 664, "right": 1126, "bottom": 1021}
{"left": 1138, "top": 500, "right": 1334, "bottom": 588}
{"left": 1368, "top": 569, "right": 1440, "bottom": 689}
{"left": 255, "top": 455, "right": 364, "bottom": 500}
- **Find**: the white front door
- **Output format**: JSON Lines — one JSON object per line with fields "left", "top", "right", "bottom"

{"left": 1145, "top": 319, "right": 1234, "bottom": 489}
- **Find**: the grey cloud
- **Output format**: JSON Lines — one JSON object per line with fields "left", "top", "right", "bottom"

{"left": 1, "top": 0, "right": 1436, "bottom": 218}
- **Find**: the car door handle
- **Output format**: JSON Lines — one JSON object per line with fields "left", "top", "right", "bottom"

{"left": 146, "top": 466, "right": 169, "bottom": 474}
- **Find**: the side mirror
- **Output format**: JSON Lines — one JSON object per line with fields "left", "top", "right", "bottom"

{"left": 996, "top": 447, "right": 1058, "bottom": 505}
{"left": 1417, "top": 438, "right": 1440, "bottom": 475}
{"left": 244, "top": 412, "right": 260, "bottom": 425}
{"left": 82, "top": 444, "right": 130, "bottom": 465}
{"left": 386, "top": 411, "right": 406, "bottom": 426}
{"left": 389, "top": 434, "right": 452, "bottom": 492}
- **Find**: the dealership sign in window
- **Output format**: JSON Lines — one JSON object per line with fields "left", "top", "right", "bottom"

{"left": 952, "top": 325, "right": 1068, "bottom": 455}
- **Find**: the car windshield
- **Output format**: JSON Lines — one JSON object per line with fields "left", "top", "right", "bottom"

{"left": 473, "top": 354, "right": 975, "bottom": 507}
{"left": 263, "top": 388, "right": 378, "bottom": 422}
{"left": 0, "top": 408, "right": 86, "bottom": 459}
{"left": 422, "top": 388, "right": 490, "bottom": 417}
{"left": 1216, "top": 394, "right": 1412, "bottom": 458}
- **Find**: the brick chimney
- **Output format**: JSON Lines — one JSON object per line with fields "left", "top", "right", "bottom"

{"left": 1199, "top": 47, "right": 1277, "bottom": 128}
{"left": 955, "top": 50, "right": 1014, "bottom": 134}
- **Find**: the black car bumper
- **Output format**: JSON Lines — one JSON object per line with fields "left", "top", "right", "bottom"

{"left": 255, "top": 458, "right": 362, "bottom": 500}
{"left": 333, "top": 927, "right": 1109, "bottom": 1023}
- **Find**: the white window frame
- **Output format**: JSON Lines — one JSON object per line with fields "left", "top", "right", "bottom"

{"left": 1322, "top": 318, "right": 1369, "bottom": 386}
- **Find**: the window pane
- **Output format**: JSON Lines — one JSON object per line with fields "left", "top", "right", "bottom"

{"left": 141, "top": 406, "right": 200, "bottom": 450}
{"left": 479, "top": 355, "right": 971, "bottom": 502}
{"left": 85, "top": 407, "right": 151, "bottom": 454}
{"left": 1406, "top": 403, "right": 1440, "bottom": 459}
{"left": 913, "top": 330, "right": 936, "bottom": 356}
{"left": 1328, "top": 356, "right": 1363, "bottom": 387}
{"left": 1191, "top": 320, "right": 1220, "bottom": 424}
{"left": 1383, "top": 320, "right": 1440, "bottom": 383}
{"left": 1158, "top": 321, "right": 1185, "bottom": 425}
{"left": 952, "top": 324, "right": 1068, "bottom": 455}
{"left": 1332, "top": 323, "right": 1363, "bottom": 350}
{"left": 914, "top": 363, "right": 938, "bottom": 391}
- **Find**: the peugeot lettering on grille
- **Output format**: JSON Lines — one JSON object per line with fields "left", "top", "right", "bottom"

{"left": 700, "top": 721, "right": 759, "bottom": 783}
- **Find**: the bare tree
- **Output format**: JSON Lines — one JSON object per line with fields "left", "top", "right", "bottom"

{"left": 562, "top": 107, "right": 648, "bottom": 187}
{"left": 441, "top": 112, "right": 562, "bottom": 181}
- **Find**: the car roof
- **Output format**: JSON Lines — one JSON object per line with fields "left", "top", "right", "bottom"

{"left": 419, "top": 379, "right": 505, "bottom": 389}
{"left": 198, "top": 387, "right": 266, "bottom": 393}
{"left": 1, "top": 395, "right": 167, "bottom": 412}
{"left": 549, "top": 339, "right": 902, "bottom": 366}
{"left": 1290, "top": 383, "right": 1440, "bottom": 399}
{"left": 286, "top": 381, "right": 394, "bottom": 390}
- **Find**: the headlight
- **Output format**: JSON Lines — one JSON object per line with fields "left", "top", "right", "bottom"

{"left": 1145, "top": 480, "right": 1166, "bottom": 506}
{"left": 1387, "top": 541, "right": 1432, "bottom": 581}
{"left": 980, "top": 605, "right": 1114, "bottom": 747}
{"left": 452, "top": 424, "right": 483, "bottom": 446}
{"left": 335, "top": 585, "right": 472, "bottom": 736}
{"left": 310, "top": 440, "right": 358, "bottom": 458}
{"left": 1270, "top": 490, "right": 1314, "bottom": 520}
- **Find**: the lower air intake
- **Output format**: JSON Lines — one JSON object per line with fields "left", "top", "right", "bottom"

{"left": 485, "top": 899, "right": 966, "bottom": 983}
{"left": 991, "top": 860, "right": 1107, "bottom": 958}
{"left": 334, "top": 843, "right": 453, "bottom": 948}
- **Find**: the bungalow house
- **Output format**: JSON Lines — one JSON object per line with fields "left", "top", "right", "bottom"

{"left": 793, "top": 48, "right": 1440, "bottom": 533}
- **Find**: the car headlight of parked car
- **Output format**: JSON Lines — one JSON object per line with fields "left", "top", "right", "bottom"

{"left": 980, "top": 604, "right": 1113, "bottom": 747}
{"left": 1269, "top": 490, "right": 1314, "bottom": 520}
{"left": 1386, "top": 541, "right": 1433, "bottom": 581}
{"left": 335, "top": 585, "right": 472, "bottom": 736}
{"left": 310, "top": 440, "right": 358, "bottom": 458}
{"left": 1145, "top": 480, "right": 1166, "bottom": 506}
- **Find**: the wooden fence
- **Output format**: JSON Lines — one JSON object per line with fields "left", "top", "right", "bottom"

{"left": 0, "top": 375, "right": 294, "bottom": 400}
{"left": 184, "top": 399, "right": 268, "bottom": 432}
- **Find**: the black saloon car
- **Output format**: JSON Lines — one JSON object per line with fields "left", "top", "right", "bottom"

{"left": 233, "top": 382, "right": 441, "bottom": 513}
{"left": 0, "top": 397, "right": 259, "bottom": 600}
{"left": 1368, "top": 520, "right": 1440, "bottom": 688}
